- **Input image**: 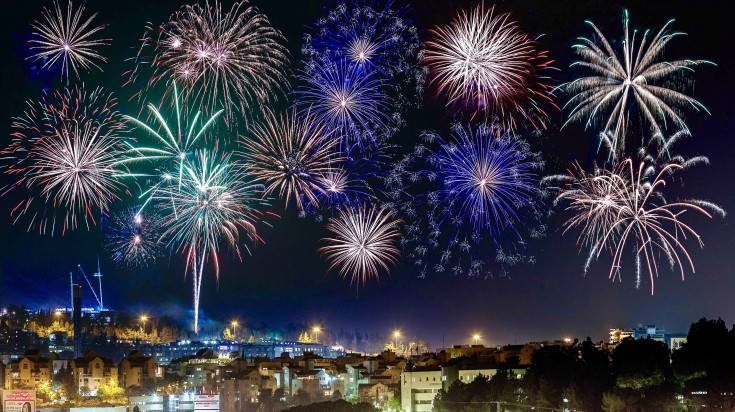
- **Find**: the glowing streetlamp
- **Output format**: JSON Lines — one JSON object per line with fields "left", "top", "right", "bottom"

{"left": 473, "top": 334, "right": 481, "bottom": 345}
{"left": 231, "top": 321, "right": 239, "bottom": 340}
{"left": 140, "top": 315, "right": 149, "bottom": 332}
{"left": 393, "top": 330, "right": 401, "bottom": 350}
{"left": 312, "top": 326, "right": 321, "bottom": 344}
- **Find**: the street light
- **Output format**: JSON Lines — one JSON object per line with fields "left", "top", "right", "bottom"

{"left": 473, "top": 334, "right": 481, "bottom": 346}
{"left": 312, "top": 326, "right": 321, "bottom": 344}
{"left": 393, "top": 330, "right": 401, "bottom": 350}
{"left": 230, "top": 321, "right": 238, "bottom": 340}
{"left": 140, "top": 315, "right": 149, "bottom": 333}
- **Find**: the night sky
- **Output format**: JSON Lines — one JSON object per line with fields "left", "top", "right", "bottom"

{"left": 1, "top": 0, "right": 734, "bottom": 349}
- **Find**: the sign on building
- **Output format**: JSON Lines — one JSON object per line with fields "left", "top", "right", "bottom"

{"left": 2, "top": 390, "right": 36, "bottom": 412}
{"left": 193, "top": 395, "right": 219, "bottom": 411}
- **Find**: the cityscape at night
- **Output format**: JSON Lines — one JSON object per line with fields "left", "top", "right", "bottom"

{"left": 0, "top": 0, "right": 734, "bottom": 411}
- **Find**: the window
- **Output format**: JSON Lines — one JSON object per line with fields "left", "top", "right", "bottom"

{"left": 23, "top": 364, "right": 28, "bottom": 370}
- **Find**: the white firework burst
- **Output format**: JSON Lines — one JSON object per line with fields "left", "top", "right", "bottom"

{"left": 29, "top": 0, "right": 109, "bottom": 80}
{"left": 319, "top": 205, "right": 401, "bottom": 285}
{"left": 564, "top": 10, "right": 712, "bottom": 156}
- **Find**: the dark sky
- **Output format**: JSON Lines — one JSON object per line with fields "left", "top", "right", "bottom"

{"left": 1, "top": 0, "right": 734, "bottom": 349}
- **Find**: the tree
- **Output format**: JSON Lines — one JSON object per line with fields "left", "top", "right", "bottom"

{"left": 298, "top": 332, "right": 313, "bottom": 343}
{"left": 223, "top": 327, "right": 235, "bottom": 341}
{"left": 672, "top": 318, "right": 735, "bottom": 409}
{"left": 36, "top": 380, "right": 58, "bottom": 404}
{"left": 523, "top": 344, "right": 579, "bottom": 408}
{"left": 98, "top": 378, "right": 126, "bottom": 403}
{"left": 612, "top": 338, "right": 672, "bottom": 389}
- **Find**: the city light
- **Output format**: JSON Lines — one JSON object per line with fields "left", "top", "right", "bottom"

{"left": 231, "top": 320, "right": 238, "bottom": 340}
{"left": 312, "top": 326, "right": 321, "bottom": 343}
{"left": 473, "top": 333, "right": 481, "bottom": 345}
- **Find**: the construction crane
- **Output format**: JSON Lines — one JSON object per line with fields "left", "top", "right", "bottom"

{"left": 77, "top": 258, "right": 104, "bottom": 311}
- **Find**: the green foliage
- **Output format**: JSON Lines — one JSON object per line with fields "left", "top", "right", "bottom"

{"left": 612, "top": 337, "right": 672, "bottom": 389}
{"left": 434, "top": 371, "right": 520, "bottom": 412}
{"left": 282, "top": 399, "right": 379, "bottom": 412}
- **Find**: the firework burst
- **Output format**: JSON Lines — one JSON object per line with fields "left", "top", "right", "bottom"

{"left": 320, "top": 205, "right": 401, "bottom": 285}
{"left": 434, "top": 124, "right": 543, "bottom": 235}
{"left": 381, "top": 124, "right": 547, "bottom": 278}
{"left": 2, "top": 86, "right": 128, "bottom": 235}
{"left": 29, "top": 0, "right": 109, "bottom": 80}
{"left": 425, "top": 4, "right": 556, "bottom": 129}
{"left": 151, "top": 150, "right": 269, "bottom": 333}
{"left": 127, "top": 0, "right": 289, "bottom": 126}
{"left": 296, "top": 60, "right": 393, "bottom": 146}
{"left": 302, "top": 0, "right": 421, "bottom": 77}
{"left": 105, "top": 206, "right": 164, "bottom": 268}
{"left": 119, "top": 83, "right": 223, "bottom": 196}
{"left": 564, "top": 10, "right": 712, "bottom": 156}
{"left": 239, "top": 109, "right": 342, "bottom": 211}
{"left": 549, "top": 158, "right": 724, "bottom": 294}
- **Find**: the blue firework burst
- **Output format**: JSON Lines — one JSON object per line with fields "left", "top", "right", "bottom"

{"left": 382, "top": 124, "right": 547, "bottom": 277}
{"left": 435, "top": 124, "right": 543, "bottom": 237}
{"left": 302, "top": 0, "right": 420, "bottom": 78}
{"left": 295, "top": 59, "right": 393, "bottom": 146}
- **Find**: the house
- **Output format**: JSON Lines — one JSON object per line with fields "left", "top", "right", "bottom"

{"left": 4, "top": 350, "right": 51, "bottom": 389}
{"left": 119, "top": 350, "right": 157, "bottom": 389}
{"left": 358, "top": 381, "right": 395, "bottom": 408}
{"left": 71, "top": 351, "right": 118, "bottom": 395}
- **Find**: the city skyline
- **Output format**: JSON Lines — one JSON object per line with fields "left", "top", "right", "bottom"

{"left": 1, "top": 0, "right": 734, "bottom": 353}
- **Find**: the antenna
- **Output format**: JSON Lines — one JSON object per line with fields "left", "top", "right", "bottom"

{"left": 78, "top": 264, "right": 103, "bottom": 310}
{"left": 94, "top": 256, "right": 103, "bottom": 312}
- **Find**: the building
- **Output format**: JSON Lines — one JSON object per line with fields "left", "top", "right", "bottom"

{"left": 633, "top": 324, "right": 666, "bottom": 341}
{"left": 71, "top": 351, "right": 118, "bottom": 395}
{"left": 219, "top": 368, "right": 276, "bottom": 410}
{"left": 612, "top": 325, "right": 687, "bottom": 350}
{"left": 400, "top": 367, "right": 442, "bottom": 412}
{"left": 119, "top": 350, "right": 157, "bottom": 389}
{"left": 73, "top": 285, "right": 83, "bottom": 358}
{"left": 139, "top": 340, "right": 337, "bottom": 366}
{"left": 358, "top": 381, "right": 395, "bottom": 408}
{"left": 4, "top": 350, "right": 52, "bottom": 389}
{"left": 609, "top": 328, "right": 634, "bottom": 344}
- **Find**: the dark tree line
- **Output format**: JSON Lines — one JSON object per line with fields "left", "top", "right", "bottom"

{"left": 435, "top": 318, "right": 735, "bottom": 412}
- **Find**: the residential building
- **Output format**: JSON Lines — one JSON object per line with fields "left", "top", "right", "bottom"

{"left": 119, "top": 350, "right": 157, "bottom": 389}
{"left": 71, "top": 351, "right": 118, "bottom": 395}
{"left": 358, "top": 381, "right": 395, "bottom": 408}
{"left": 609, "top": 328, "right": 634, "bottom": 344}
{"left": 4, "top": 350, "right": 52, "bottom": 389}
{"left": 400, "top": 367, "right": 442, "bottom": 412}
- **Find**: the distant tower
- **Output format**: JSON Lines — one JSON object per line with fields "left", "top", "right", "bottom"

{"left": 73, "top": 285, "right": 83, "bottom": 358}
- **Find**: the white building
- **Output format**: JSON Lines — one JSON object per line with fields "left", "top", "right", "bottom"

{"left": 400, "top": 368, "right": 442, "bottom": 412}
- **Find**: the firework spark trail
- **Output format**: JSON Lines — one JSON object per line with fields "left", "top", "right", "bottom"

{"left": 549, "top": 158, "right": 724, "bottom": 294}
{"left": 151, "top": 150, "right": 269, "bottom": 333}
{"left": 319, "top": 205, "right": 401, "bottom": 286}
{"left": 105, "top": 206, "right": 163, "bottom": 268}
{"left": 564, "top": 10, "right": 712, "bottom": 156}
{"left": 29, "top": 0, "right": 109, "bottom": 80}
{"left": 239, "top": 108, "right": 343, "bottom": 211}
{"left": 1, "top": 87, "right": 128, "bottom": 235}
{"left": 127, "top": 0, "right": 289, "bottom": 127}
{"left": 425, "top": 4, "right": 557, "bottom": 129}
